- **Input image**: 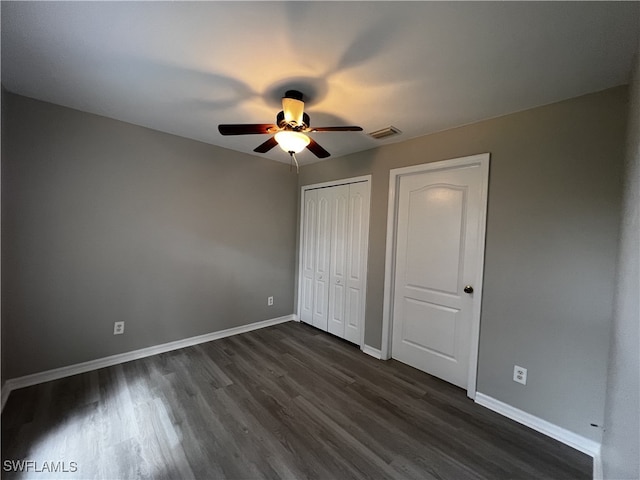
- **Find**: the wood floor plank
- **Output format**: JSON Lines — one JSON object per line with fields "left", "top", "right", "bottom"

{"left": 2, "top": 321, "right": 591, "bottom": 479}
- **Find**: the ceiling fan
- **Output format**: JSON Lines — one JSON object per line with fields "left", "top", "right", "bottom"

{"left": 218, "top": 90, "right": 362, "bottom": 171}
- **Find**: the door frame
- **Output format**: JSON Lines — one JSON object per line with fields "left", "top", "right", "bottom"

{"left": 297, "top": 175, "right": 372, "bottom": 351}
{"left": 381, "top": 154, "right": 490, "bottom": 399}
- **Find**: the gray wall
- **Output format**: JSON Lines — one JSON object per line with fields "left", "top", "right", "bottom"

{"left": 602, "top": 51, "right": 640, "bottom": 478}
{"left": 1, "top": 92, "right": 298, "bottom": 380}
{"left": 299, "top": 87, "right": 627, "bottom": 442}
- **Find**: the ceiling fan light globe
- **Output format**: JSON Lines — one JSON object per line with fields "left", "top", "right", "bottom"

{"left": 275, "top": 131, "right": 310, "bottom": 154}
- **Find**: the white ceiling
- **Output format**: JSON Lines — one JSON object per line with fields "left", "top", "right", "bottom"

{"left": 2, "top": 1, "right": 638, "bottom": 165}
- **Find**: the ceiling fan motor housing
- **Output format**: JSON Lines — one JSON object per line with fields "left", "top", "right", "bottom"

{"left": 280, "top": 90, "right": 308, "bottom": 129}
{"left": 277, "top": 110, "right": 310, "bottom": 131}
{"left": 284, "top": 90, "right": 304, "bottom": 101}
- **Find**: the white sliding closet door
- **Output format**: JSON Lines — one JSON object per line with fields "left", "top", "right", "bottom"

{"left": 312, "top": 187, "right": 332, "bottom": 331}
{"left": 344, "top": 182, "right": 370, "bottom": 344}
{"left": 328, "top": 185, "right": 349, "bottom": 338}
{"left": 300, "top": 179, "right": 370, "bottom": 346}
{"left": 300, "top": 190, "right": 317, "bottom": 324}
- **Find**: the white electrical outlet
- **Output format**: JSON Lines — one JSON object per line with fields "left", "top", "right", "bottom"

{"left": 513, "top": 365, "right": 527, "bottom": 385}
{"left": 113, "top": 321, "right": 125, "bottom": 335}
{"left": 267, "top": 296, "right": 274, "bottom": 306}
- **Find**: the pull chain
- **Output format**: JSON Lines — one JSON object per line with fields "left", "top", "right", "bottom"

{"left": 288, "top": 151, "right": 299, "bottom": 174}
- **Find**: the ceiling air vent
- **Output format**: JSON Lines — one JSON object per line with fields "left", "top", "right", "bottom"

{"left": 368, "top": 125, "right": 401, "bottom": 140}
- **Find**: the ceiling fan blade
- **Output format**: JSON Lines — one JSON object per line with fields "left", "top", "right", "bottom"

{"left": 309, "top": 126, "right": 363, "bottom": 132}
{"left": 253, "top": 137, "right": 278, "bottom": 153}
{"left": 306, "top": 138, "right": 330, "bottom": 158}
{"left": 218, "top": 124, "right": 278, "bottom": 135}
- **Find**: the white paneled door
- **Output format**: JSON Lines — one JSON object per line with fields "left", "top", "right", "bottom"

{"left": 390, "top": 157, "right": 488, "bottom": 390}
{"left": 300, "top": 179, "right": 370, "bottom": 346}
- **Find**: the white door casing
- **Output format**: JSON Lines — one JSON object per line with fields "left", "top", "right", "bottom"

{"left": 382, "top": 154, "right": 489, "bottom": 398}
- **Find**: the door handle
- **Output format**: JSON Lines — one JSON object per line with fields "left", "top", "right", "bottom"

{"left": 463, "top": 285, "right": 474, "bottom": 294}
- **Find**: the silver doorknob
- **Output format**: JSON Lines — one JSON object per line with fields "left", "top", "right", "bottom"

{"left": 337, "top": 279, "right": 341, "bottom": 284}
{"left": 464, "top": 285, "right": 474, "bottom": 294}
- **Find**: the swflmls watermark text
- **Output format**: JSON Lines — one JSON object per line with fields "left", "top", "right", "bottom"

{"left": 3, "top": 460, "right": 78, "bottom": 473}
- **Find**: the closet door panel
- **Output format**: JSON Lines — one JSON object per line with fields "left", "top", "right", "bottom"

{"left": 300, "top": 190, "right": 317, "bottom": 324}
{"left": 328, "top": 185, "right": 349, "bottom": 337}
{"left": 312, "top": 189, "right": 331, "bottom": 331}
{"left": 344, "top": 182, "right": 370, "bottom": 344}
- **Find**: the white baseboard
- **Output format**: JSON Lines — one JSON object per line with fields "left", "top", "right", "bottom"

{"left": 1, "top": 384, "right": 10, "bottom": 412}
{"left": 361, "top": 344, "right": 383, "bottom": 359}
{"left": 592, "top": 451, "right": 603, "bottom": 480}
{"left": 1, "top": 314, "right": 295, "bottom": 412}
{"left": 475, "top": 392, "right": 601, "bottom": 459}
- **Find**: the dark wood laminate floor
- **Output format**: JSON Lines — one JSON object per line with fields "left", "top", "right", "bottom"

{"left": 2, "top": 321, "right": 591, "bottom": 480}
